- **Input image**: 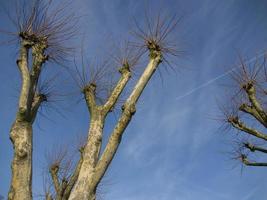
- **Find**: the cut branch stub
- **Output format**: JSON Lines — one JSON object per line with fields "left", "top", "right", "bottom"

{"left": 118, "top": 63, "right": 130, "bottom": 74}
{"left": 83, "top": 83, "right": 97, "bottom": 95}
{"left": 20, "top": 32, "right": 48, "bottom": 48}
{"left": 50, "top": 163, "right": 60, "bottom": 174}
{"left": 241, "top": 80, "right": 254, "bottom": 92}
{"left": 83, "top": 83, "right": 97, "bottom": 112}
{"left": 147, "top": 40, "right": 161, "bottom": 58}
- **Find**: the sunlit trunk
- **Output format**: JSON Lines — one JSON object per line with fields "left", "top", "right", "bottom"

{"left": 8, "top": 121, "right": 32, "bottom": 200}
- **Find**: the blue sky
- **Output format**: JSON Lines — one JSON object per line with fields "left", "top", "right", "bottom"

{"left": 1, "top": 0, "right": 267, "bottom": 199}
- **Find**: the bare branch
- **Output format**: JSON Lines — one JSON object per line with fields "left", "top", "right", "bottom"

{"left": 239, "top": 103, "right": 267, "bottom": 127}
{"left": 16, "top": 43, "right": 30, "bottom": 118}
{"left": 62, "top": 147, "right": 84, "bottom": 200}
{"left": 49, "top": 164, "right": 61, "bottom": 195}
{"left": 103, "top": 65, "right": 131, "bottom": 114}
{"left": 95, "top": 54, "right": 162, "bottom": 185}
{"left": 83, "top": 83, "right": 97, "bottom": 113}
{"left": 228, "top": 116, "right": 267, "bottom": 141}
{"left": 30, "top": 93, "right": 47, "bottom": 121}
{"left": 244, "top": 142, "right": 267, "bottom": 154}
{"left": 241, "top": 154, "right": 267, "bottom": 167}
{"left": 45, "top": 193, "right": 53, "bottom": 200}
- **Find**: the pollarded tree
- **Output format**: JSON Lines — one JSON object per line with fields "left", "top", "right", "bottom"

{"left": 45, "top": 13, "right": 183, "bottom": 200}
{"left": 1, "top": 1, "right": 77, "bottom": 199}
{"left": 220, "top": 54, "right": 267, "bottom": 167}
{"left": 1, "top": 0, "right": 183, "bottom": 200}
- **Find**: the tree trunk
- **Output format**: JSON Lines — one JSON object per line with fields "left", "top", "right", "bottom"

{"left": 8, "top": 120, "right": 32, "bottom": 200}
{"left": 68, "top": 114, "right": 103, "bottom": 200}
{"left": 67, "top": 166, "right": 98, "bottom": 200}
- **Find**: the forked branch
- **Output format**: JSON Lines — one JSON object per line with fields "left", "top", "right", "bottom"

{"left": 95, "top": 53, "right": 162, "bottom": 184}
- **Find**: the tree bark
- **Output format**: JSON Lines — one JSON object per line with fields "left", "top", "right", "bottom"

{"left": 8, "top": 120, "right": 32, "bottom": 200}
{"left": 68, "top": 112, "right": 104, "bottom": 200}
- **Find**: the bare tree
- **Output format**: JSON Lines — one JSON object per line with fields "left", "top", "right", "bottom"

{"left": 219, "top": 53, "right": 267, "bottom": 167}
{"left": 2, "top": 1, "right": 183, "bottom": 199}
{"left": 1, "top": 0, "right": 76, "bottom": 199}
{"left": 65, "top": 14, "right": 182, "bottom": 200}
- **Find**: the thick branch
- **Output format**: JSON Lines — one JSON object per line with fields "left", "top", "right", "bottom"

{"left": 16, "top": 39, "right": 48, "bottom": 122}
{"left": 49, "top": 165, "right": 61, "bottom": 195}
{"left": 87, "top": 113, "right": 104, "bottom": 167}
{"left": 242, "top": 156, "right": 267, "bottom": 167}
{"left": 228, "top": 117, "right": 267, "bottom": 141}
{"left": 103, "top": 66, "right": 131, "bottom": 114}
{"left": 244, "top": 83, "right": 267, "bottom": 123}
{"left": 126, "top": 54, "right": 161, "bottom": 104}
{"left": 244, "top": 143, "right": 267, "bottom": 154}
{"left": 239, "top": 103, "right": 267, "bottom": 127}
{"left": 83, "top": 83, "right": 97, "bottom": 113}
{"left": 27, "top": 43, "right": 48, "bottom": 110}
{"left": 17, "top": 42, "right": 30, "bottom": 117}
{"left": 59, "top": 179, "right": 68, "bottom": 200}
{"left": 62, "top": 148, "right": 84, "bottom": 200}
{"left": 95, "top": 53, "right": 162, "bottom": 184}
{"left": 94, "top": 104, "right": 135, "bottom": 184}
{"left": 67, "top": 113, "right": 104, "bottom": 199}
{"left": 45, "top": 193, "right": 53, "bottom": 200}
{"left": 30, "top": 94, "right": 47, "bottom": 121}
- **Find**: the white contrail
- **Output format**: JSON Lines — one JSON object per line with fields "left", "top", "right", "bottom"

{"left": 176, "top": 51, "right": 266, "bottom": 101}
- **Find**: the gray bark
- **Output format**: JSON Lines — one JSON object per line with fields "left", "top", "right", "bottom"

{"left": 8, "top": 121, "right": 32, "bottom": 200}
